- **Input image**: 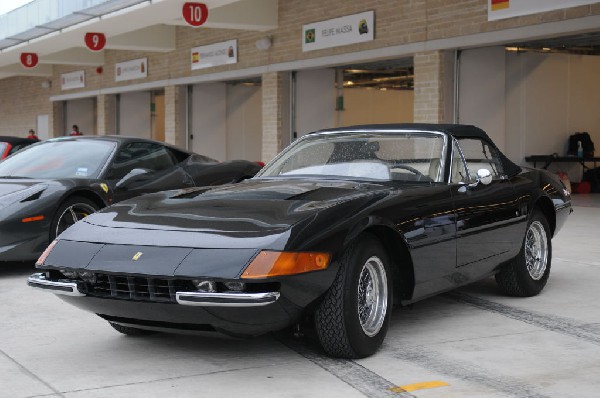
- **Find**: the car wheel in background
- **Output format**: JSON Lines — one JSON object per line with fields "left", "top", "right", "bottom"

{"left": 495, "top": 210, "right": 552, "bottom": 297}
{"left": 50, "top": 196, "right": 99, "bottom": 240}
{"left": 315, "top": 233, "right": 392, "bottom": 358}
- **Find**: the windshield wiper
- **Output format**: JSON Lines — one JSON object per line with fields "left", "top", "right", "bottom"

{"left": 0, "top": 176, "right": 32, "bottom": 179}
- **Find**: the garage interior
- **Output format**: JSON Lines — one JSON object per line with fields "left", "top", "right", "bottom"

{"left": 458, "top": 32, "right": 600, "bottom": 171}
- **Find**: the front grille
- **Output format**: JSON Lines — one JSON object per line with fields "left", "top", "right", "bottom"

{"left": 83, "top": 274, "right": 195, "bottom": 303}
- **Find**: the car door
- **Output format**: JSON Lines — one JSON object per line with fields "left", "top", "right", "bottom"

{"left": 450, "top": 137, "right": 522, "bottom": 280}
{"left": 104, "top": 142, "right": 195, "bottom": 202}
{"left": 375, "top": 133, "right": 458, "bottom": 301}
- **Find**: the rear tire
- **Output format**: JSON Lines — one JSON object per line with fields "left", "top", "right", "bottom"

{"left": 315, "top": 233, "right": 392, "bottom": 358}
{"left": 109, "top": 322, "right": 155, "bottom": 336}
{"left": 50, "top": 196, "right": 99, "bottom": 240}
{"left": 495, "top": 210, "right": 551, "bottom": 297}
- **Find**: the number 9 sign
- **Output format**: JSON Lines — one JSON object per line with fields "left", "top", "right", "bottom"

{"left": 182, "top": 2, "right": 208, "bottom": 27}
{"left": 84, "top": 32, "right": 106, "bottom": 52}
{"left": 20, "top": 53, "right": 39, "bottom": 68}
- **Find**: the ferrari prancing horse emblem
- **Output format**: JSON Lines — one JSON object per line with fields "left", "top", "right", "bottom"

{"left": 132, "top": 252, "right": 143, "bottom": 261}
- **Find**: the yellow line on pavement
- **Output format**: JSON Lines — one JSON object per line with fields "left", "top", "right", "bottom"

{"left": 390, "top": 380, "right": 449, "bottom": 393}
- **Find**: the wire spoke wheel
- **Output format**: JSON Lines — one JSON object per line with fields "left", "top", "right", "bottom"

{"left": 525, "top": 221, "right": 548, "bottom": 280}
{"left": 495, "top": 211, "right": 552, "bottom": 297}
{"left": 315, "top": 233, "right": 393, "bottom": 358}
{"left": 357, "top": 256, "right": 388, "bottom": 337}
{"left": 56, "top": 203, "right": 96, "bottom": 237}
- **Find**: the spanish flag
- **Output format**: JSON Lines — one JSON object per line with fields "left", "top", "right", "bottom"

{"left": 491, "top": 0, "right": 509, "bottom": 11}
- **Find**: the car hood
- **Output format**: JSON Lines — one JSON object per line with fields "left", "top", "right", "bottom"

{"left": 60, "top": 178, "right": 391, "bottom": 249}
{"left": 0, "top": 179, "right": 48, "bottom": 195}
{"left": 84, "top": 178, "right": 388, "bottom": 232}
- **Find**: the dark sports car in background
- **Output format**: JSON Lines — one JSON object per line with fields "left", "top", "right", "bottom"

{"left": 29, "top": 124, "right": 571, "bottom": 358}
{"left": 0, "top": 135, "right": 261, "bottom": 261}
{"left": 0, "top": 136, "right": 39, "bottom": 159}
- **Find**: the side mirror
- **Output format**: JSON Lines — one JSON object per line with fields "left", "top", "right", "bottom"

{"left": 116, "top": 168, "right": 150, "bottom": 188}
{"left": 458, "top": 168, "right": 493, "bottom": 192}
{"left": 476, "top": 168, "right": 493, "bottom": 186}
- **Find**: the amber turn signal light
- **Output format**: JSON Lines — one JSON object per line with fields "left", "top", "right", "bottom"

{"left": 22, "top": 215, "right": 44, "bottom": 223}
{"left": 241, "top": 251, "right": 330, "bottom": 279}
{"left": 36, "top": 240, "right": 58, "bottom": 266}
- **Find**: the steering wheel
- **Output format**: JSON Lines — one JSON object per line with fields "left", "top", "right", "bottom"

{"left": 388, "top": 163, "right": 431, "bottom": 182}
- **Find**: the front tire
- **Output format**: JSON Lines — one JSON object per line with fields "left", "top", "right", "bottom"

{"left": 495, "top": 210, "right": 552, "bottom": 297}
{"left": 50, "top": 196, "right": 99, "bottom": 240}
{"left": 315, "top": 234, "right": 393, "bottom": 358}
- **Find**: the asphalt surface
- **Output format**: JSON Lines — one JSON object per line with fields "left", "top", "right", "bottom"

{"left": 1, "top": 195, "right": 599, "bottom": 398}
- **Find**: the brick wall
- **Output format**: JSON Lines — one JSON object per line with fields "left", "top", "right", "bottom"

{"left": 0, "top": 76, "right": 53, "bottom": 137}
{"left": 96, "top": 94, "right": 117, "bottom": 135}
{"left": 262, "top": 72, "right": 284, "bottom": 162}
{"left": 46, "top": 0, "right": 600, "bottom": 97}
{"left": 1, "top": 0, "right": 598, "bottom": 140}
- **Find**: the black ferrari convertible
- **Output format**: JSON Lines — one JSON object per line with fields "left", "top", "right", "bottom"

{"left": 29, "top": 124, "right": 571, "bottom": 358}
{"left": 0, "top": 136, "right": 39, "bottom": 159}
{"left": 0, "top": 135, "right": 261, "bottom": 261}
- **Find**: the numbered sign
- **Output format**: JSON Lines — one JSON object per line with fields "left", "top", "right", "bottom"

{"left": 85, "top": 32, "right": 106, "bottom": 52}
{"left": 20, "top": 53, "right": 39, "bottom": 68}
{"left": 182, "top": 2, "right": 208, "bottom": 27}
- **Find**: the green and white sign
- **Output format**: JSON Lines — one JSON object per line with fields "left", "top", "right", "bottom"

{"left": 302, "top": 11, "right": 374, "bottom": 52}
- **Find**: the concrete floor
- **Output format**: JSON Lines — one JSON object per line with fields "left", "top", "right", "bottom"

{"left": 1, "top": 194, "right": 599, "bottom": 398}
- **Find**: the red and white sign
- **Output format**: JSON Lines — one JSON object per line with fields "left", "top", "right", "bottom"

{"left": 183, "top": 2, "right": 208, "bottom": 27}
{"left": 84, "top": 32, "right": 106, "bottom": 52}
{"left": 115, "top": 58, "right": 147, "bottom": 82}
{"left": 488, "top": 0, "right": 598, "bottom": 20}
{"left": 61, "top": 70, "right": 85, "bottom": 91}
{"left": 20, "top": 53, "right": 39, "bottom": 68}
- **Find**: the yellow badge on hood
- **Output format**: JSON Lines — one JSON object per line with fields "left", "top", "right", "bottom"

{"left": 100, "top": 183, "right": 109, "bottom": 193}
{"left": 132, "top": 252, "right": 143, "bottom": 261}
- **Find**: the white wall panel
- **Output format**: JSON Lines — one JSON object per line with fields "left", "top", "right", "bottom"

{"left": 65, "top": 97, "right": 95, "bottom": 136}
{"left": 458, "top": 47, "right": 506, "bottom": 150}
{"left": 567, "top": 55, "right": 600, "bottom": 152}
{"left": 191, "top": 83, "right": 227, "bottom": 160}
{"left": 226, "top": 84, "right": 262, "bottom": 161}
{"left": 295, "top": 69, "right": 336, "bottom": 137}
{"left": 119, "top": 91, "right": 151, "bottom": 139}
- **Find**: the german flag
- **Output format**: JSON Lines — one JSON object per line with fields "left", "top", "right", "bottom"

{"left": 491, "top": 0, "right": 509, "bottom": 11}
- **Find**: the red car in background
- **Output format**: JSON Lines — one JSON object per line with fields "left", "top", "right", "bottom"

{"left": 0, "top": 136, "right": 39, "bottom": 159}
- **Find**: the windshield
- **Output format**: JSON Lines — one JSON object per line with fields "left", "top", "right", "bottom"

{"left": 0, "top": 143, "right": 7, "bottom": 157}
{"left": 258, "top": 132, "right": 447, "bottom": 182}
{"left": 0, "top": 139, "right": 116, "bottom": 179}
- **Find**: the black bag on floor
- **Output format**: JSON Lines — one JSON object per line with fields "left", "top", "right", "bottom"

{"left": 568, "top": 132, "right": 595, "bottom": 157}
{"left": 583, "top": 167, "right": 600, "bottom": 193}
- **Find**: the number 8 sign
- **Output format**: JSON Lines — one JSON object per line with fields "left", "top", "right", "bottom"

{"left": 84, "top": 32, "right": 106, "bottom": 52}
{"left": 182, "top": 2, "right": 208, "bottom": 27}
{"left": 20, "top": 53, "right": 39, "bottom": 68}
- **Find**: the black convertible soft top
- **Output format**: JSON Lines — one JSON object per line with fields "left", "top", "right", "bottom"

{"left": 0, "top": 136, "right": 39, "bottom": 145}
{"left": 313, "top": 123, "right": 522, "bottom": 177}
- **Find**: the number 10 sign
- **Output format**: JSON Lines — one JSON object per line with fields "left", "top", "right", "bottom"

{"left": 183, "top": 2, "right": 208, "bottom": 27}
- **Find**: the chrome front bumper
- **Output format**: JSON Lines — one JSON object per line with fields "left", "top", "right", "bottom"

{"left": 28, "top": 273, "right": 280, "bottom": 307}
{"left": 27, "top": 273, "right": 85, "bottom": 297}
{"left": 175, "top": 291, "right": 280, "bottom": 307}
